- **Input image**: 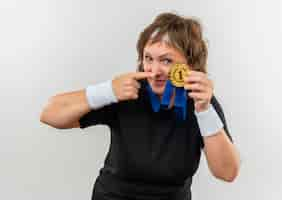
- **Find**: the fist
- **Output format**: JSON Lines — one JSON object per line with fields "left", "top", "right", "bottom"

{"left": 112, "top": 72, "right": 154, "bottom": 101}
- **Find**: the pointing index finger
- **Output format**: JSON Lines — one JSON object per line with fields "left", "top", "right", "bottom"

{"left": 130, "top": 72, "right": 154, "bottom": 80}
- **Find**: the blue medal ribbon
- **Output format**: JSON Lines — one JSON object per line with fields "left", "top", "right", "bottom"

{"left": 146, "top": 80, "right": 188, "bottom": 120}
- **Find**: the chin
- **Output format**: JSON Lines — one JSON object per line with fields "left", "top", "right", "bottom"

{"left": 148, "top": 80, "right": 166, "bottom": 96}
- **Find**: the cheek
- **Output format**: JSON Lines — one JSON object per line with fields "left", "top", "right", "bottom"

{"left": 164, "top": 67, "right": 171, "bottom": 76}
{"left": 143, "top": 65, "right": 154, "bottom": 83}
{"left": 167, "top": 66, "right": 172, "bottom": 72}
{"left": 143, "top": 64, "right": 152, "bottom": 72}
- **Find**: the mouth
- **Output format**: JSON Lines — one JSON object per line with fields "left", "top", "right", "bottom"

{"left": 153, "top": 79, "right": 167, "bottom": 87}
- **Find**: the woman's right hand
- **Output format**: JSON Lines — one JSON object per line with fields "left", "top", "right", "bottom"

{"left": 112, "top": 72, "right": 154, "bottom": 101}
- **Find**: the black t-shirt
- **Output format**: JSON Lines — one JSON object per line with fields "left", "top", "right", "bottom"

{"left": 79, "top": 80, "right": 233, "bottom": 200}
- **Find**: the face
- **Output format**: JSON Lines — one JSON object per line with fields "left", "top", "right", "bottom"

{"left": 143, "top": 40, "right": 187, "bottom": 97}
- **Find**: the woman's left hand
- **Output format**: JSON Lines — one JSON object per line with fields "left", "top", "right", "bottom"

{"left": 183, "top": 71, "right": 214, "bottom": 113}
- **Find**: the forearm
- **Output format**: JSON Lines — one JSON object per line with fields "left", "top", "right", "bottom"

{"left": 40, "top": 89, "right": 91, "bottom": 129}
{"left": 203, "top": 129, "right": 240, "bottom": 182}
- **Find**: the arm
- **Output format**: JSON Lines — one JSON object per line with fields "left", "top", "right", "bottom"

{"left": 40, "top": 72, "right": 154, "bottom": 129}
{"left": 201, "top": 97, "right": 240, "bottom": 182}
{"left": 40, "top": 89, "right": 91, "bottom": 129}
{"left": 203, "top": 129, "right": 240, "bottom": 182}
{"left": 184, "top": 70, "right": 240, "bottom": 182}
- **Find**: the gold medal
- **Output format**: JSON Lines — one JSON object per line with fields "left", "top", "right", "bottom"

{"left": 168, "top": 63, "right": 191, "bottom": 87}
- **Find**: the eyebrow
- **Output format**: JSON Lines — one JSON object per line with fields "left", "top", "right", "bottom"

{"left": 143, "top": 51, "right": 174, "bottom": 58}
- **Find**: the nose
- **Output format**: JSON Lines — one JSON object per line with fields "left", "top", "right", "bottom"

{"left": 151, "top": 62, "right": 164, "bottom": 76}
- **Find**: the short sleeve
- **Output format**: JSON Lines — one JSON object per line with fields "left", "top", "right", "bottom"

{"left": 210, "top": 95, "right": 233, "bottom": 143}
{"left": 79, "top": 103, "right": 117, "bottom": 129}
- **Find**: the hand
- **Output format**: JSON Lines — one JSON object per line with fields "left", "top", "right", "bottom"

{"left": 183, "top": 71, "right": 214, "bottom": 112}
{"left": 112, "top": 71, "right": 154, "bottom": 101}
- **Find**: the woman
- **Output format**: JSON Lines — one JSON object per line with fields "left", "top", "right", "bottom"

{"left": 40, "top": 12, "right": 240, "bottom": 200}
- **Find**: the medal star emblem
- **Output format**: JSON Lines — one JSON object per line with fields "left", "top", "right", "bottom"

{"left": 168, "top": 63, "right": 191, "bottom": 87}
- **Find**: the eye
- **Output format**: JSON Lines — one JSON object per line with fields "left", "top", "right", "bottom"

{"left": 144, "top": 55, "right": 153, "bottom": 63}
{"left": 162, "top": 58, "right": 172, "bottom": 65}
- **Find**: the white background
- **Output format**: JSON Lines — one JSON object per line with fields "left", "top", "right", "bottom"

{"left": 0, "top": 0, "right": 281, "bottom": 199}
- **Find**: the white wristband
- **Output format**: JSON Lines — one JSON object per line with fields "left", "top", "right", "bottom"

{"left": 194, "top": 103, "right": 224, "bottom": 137}
{"left": 85, "top": 80, "right": 118, "bottom": 109}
